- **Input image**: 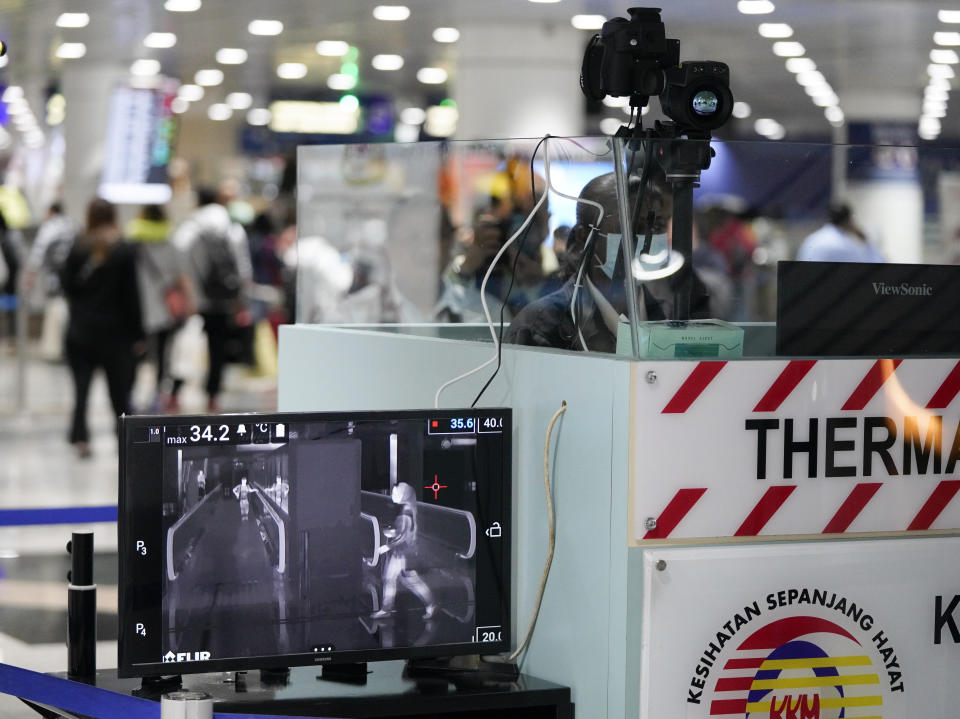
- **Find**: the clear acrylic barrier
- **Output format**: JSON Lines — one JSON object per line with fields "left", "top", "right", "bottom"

{"left": 296, "top": 137, "right": 960, "bottom": 360}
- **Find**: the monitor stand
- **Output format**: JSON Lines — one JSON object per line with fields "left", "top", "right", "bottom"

{"left": 317, "top": 662, "right": 369, "bottom": 685}
{"left": 133, "top": 674, "right": 182, "bottom": 697}
{"left": 404, "top": 655, "right": 520, "bottom": 686}
{"left": 259, "top": 667, "right": 290, "bottom": 686}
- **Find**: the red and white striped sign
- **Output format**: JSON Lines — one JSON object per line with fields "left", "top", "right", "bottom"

{"left": 631, "top": 358, "right": 960, "bottom": 543}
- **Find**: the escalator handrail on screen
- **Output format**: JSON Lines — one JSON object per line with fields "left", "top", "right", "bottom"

{"left": 250, "top": 486, "right": 286, "bottom": 575}
{"left": 360, "top": 512, "right": 382, "bottom": 567}
{"left": 165, "top": 490, "right": 219, "bottom": 582}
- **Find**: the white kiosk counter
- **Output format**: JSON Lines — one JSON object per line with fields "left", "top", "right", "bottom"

{"left": 281, "top": 136, "right": 960, "bottom": 717}
{"left": 279, "top": 327, "right": 960, "bottom": 718}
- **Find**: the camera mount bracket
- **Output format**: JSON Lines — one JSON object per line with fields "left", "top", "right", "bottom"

{"left": 617, "top": 120, "right": 715, "bottom": 322}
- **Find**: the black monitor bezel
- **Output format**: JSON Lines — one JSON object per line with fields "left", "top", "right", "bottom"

{"left": 117, "top": 408, "right": 512, "bottom": 678}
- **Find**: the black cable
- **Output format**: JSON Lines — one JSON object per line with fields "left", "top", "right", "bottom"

{"left": 630, "top": 140, "right": 655, "bottom": 236}
{"left": 471, "top": 135, "right": 549, "bottom": 408}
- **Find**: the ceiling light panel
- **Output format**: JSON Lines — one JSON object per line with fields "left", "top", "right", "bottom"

{"left": 935, "top": 31, "right": 960, "bottom": 46}
{"left": 55, "top": 43, "right": 86, "bottom": 59}
{"left": 178, "top": 84, "right": 204, "bottom": 101}
{"left": 433, "top": 27, "right": 460, "bottom": 43}
{"left": 131, "top": 59, "right": 161, "bottom": 76}
{"left": 931, "top": 49, "right": 960, "bottom": 64}
{"left": 400, "top": 107, "right": 426, "bottom": 124}
{"left": 571, "top": 15, "right": 606, "bottom": 30}
{"left": 277, "top": 63, "right": 307, "bottom": 80}
{"left": 144, "top": 32, "right": 177, "bottom": 48}
{"left": 796, "top": 70, "right": 827, "bottom": 87}
{"left": 164, "top": 0, "right": 201, "bottom": 11}
{"left": 316, "top": 41, "right": 349, "bottom": 56}
{"left": 249, "top": 20, "right": 283, "bottom": 36}
{"left": 772, "top": 41, "right": 805, "bottom": 57}
{"left": 227, "top": 92, "right": 252, "bottom": 110}
{"left": 216, "top": 48, "right": 248, "bottom": 64}
{"left": 929, "top": 63, "right": 957, "bottom": 79}
{"left": 416, "top": 67, "right": 448, "bottom": 84}
{"left": 194, "top": 68, "right": 224, "bottom": 86}
{"left": 738, "top": 0, "right": 775, "bottom": 15}
{"left": 758, "top": 23, "right": 793, "bottom": 38}
{"left": 373, "top": 6, "right": 410, "bottom": 21}
{"left": 207, "top": 103, "right": 232, "bottom": 121}
{"left": 327, "top": 73, "right": 357, "bottom": 90}
{"left": 371, "top": 54, "right": 404, "bottom": 71}
{"left": 56, "top": 13, "right": 90, "bottom": 28}
{"left": 785, "top": 57, "right": 816, "bottom": 73}
{"left": 247, "top": 108, "right": 271, "bottom": 126}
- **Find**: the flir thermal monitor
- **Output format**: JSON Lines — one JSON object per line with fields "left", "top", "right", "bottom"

{"left": 118, "top": 409, "right": 511, "bottom": 678}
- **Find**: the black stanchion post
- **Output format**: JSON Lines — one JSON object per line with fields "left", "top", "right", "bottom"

{"left": 67, "top": 531, "right": 96, "bottom": 682}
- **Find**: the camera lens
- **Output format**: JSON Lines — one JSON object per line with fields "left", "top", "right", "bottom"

{"left": 691, "top": 89, "right": 719, "bottom": 116}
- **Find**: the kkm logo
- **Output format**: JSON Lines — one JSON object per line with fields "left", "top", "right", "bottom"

{"left": 689, "top": 604, "right": 905, "bottom": 718}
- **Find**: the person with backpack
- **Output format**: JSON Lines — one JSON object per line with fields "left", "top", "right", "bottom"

{"left": 127, "top": 204, "right": 194, "bottom": 412}
{"left": 23, "top": 202, "right": 77, "bottom": 296}
{"left": 22, "top": 203, "right": 77, "bottom": 360}
{"left": 171, "top": 185, "right": 252, "bottom": 412}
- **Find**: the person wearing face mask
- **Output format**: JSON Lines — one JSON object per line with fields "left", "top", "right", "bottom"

{"left": 505, "top": 168, "right": 714, "bottom": 352}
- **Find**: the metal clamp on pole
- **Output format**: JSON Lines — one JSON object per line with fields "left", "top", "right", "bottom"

{"left": 161, "top": 690, "right": 214, "bottom": 719}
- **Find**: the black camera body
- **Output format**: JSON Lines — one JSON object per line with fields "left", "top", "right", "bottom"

{"left": 580, "top": 7, "right": 733, "bottom": 135}
{"left": 582, "top": 7, "right": 679, "bottom": 101}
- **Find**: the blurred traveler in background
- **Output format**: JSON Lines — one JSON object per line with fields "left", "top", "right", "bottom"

{"left": 797, "top": 202, "right": 884, "bottom": 263}
{"left": 0, "top": 223, "right": 13, "bottom": 295}
{"left": 0, "top": 233, "right": 6, "bottom": 289}
{"left": 172, "top": 186, "right": 252, "bottom": 412}
{"left": 23, "top": 202, "right": 76, "bottom": 296}
{"left": 22, "top": 203, "right": 76, "bottom": 360}
{"left": 127, "top": 205, "right": 194, "bottom": 412}
{"left": 691, "top": 218, "right": 734, "bottom": 320}
{"left": 60, "top": 198, "right": 144, "bottom": 457}
{"left": 436, "top": 161, "right": 550, "bottom": 322}
{"left": 700, "top": 198, "right": 757, "bottom": 321}
{"left": 0, "top": 210, "right": 27, "bottom": 347}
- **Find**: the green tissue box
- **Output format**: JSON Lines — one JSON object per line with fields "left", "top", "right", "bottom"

{"left": 617, "top": 319, "right": 744, "bottom": 359}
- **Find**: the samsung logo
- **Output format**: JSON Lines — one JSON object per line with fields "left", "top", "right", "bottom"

{"left": 872, "top": 282, "right": 934, "bottom": 297}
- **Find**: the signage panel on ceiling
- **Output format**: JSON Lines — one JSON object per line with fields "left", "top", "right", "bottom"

{"left": 631, "top": 358, "right": 960, "bottom": 543}
{"left": 99, "top": 84, "right": 176, "bottom": 204}
{"left": 639, "top": 538, "right": 960, "bottom": 718}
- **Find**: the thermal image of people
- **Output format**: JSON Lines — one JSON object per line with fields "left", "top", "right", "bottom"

{"left": 233, "top": 476, "right": 251, "bottom": 520}
{"left": 371, "top": 482, "right": 437, "bottom": 620}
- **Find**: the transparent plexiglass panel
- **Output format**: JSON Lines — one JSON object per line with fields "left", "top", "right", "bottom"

{"left": 296, "top": 137, "right": 960, "bottom": 360}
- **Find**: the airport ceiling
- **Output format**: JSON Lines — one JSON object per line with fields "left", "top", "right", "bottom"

{"left": 0, "top": 0, "right": 957, "bottom": 142}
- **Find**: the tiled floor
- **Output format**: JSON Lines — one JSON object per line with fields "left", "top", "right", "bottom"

{"left": 0, "top": 338, "right": 277, "bottom": 717}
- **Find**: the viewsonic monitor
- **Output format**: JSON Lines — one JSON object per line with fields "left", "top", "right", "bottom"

{"left": 777, "top": 261, "right": 960, "bottom": 356}
{"left": 118, "top": 409, "right": 511, "bottom": 678}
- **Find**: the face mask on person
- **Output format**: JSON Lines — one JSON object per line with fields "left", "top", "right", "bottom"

{"left": 594, "top": 230, "right": 674, "bottom": 280}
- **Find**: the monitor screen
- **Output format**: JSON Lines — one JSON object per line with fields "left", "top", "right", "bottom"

{"left": 118, "top": 409, "right": 511, "bottom": 678}
{"left": 777, "top": 261, "right": 960, "bottom": 356}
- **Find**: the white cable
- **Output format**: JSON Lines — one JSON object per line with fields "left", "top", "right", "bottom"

{"left": 542, "top": 137, "right": 604, "bottom": 354}
{"left": 569, "top": 242, "right": 592, "bottom": 352}
{"left": 508, "top": 400, "right": 567, "bottom": 663}
{"left": 434, "top": 136, "right": 552, "bottom": 408}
